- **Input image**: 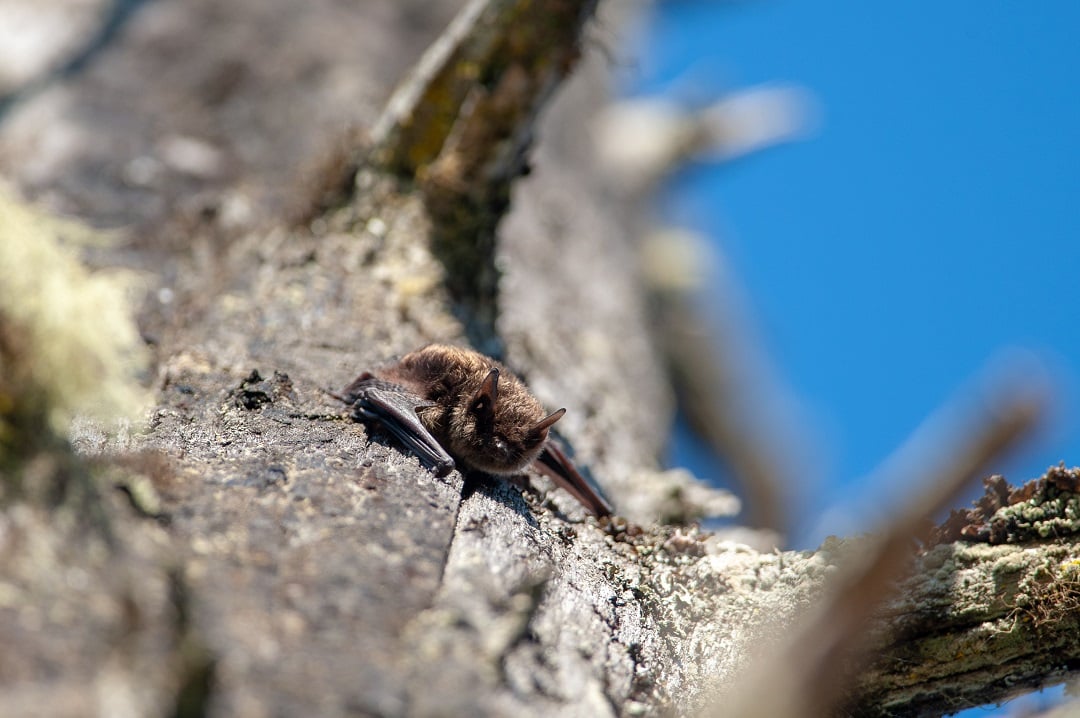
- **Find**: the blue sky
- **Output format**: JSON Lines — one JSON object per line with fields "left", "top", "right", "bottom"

{"left": 628, "top": 1, "right": 1080, "bottom": 549}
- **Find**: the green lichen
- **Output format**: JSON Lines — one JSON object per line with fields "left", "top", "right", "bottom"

{"left": 994, "top": 489, "right": 1080, "bottom": 542}
{"left": 0, "top": 190, "right": 147, "bottom": 428}
{"left": 0, "top": 188, "right": 148, "bottom": 489}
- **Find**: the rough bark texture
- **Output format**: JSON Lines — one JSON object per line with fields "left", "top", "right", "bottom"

{"left": 858, "top": 540, "right": 1080, "bottom": 716}
{"left": 2, "top": 2, "right": 1080, "bottom": 717}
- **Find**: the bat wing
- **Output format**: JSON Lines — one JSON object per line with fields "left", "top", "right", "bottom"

{"left": 534, "top": 437, "right": 613, "bottom": 517}
{"left": 344, "top": 375, "right": 455, "bottom": 477}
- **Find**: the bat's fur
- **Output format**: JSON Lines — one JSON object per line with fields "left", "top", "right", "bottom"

{"left": 342, "top": 344, "right": 611, "bottom": 516}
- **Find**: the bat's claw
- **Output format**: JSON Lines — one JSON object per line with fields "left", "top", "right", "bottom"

{"left": 431, "top": 457, "right": 455, "bottom": 477}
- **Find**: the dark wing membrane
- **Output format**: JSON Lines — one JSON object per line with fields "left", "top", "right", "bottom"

{"left": 534, "top": 439, "right": 613, "bottom": 517}
{"left": 346, "top": 377, "right": 455, "bottom": 477}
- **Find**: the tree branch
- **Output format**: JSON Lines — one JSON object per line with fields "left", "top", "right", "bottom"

{"left": 2, "top": 2, "right": 1080, "bottom": 717}
{"left": 370, "top": 0, "right": 601, "bottom": 349}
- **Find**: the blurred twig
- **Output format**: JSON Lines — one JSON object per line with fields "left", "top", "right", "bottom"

{"left": 642, "top": 229, "right": 791, "bottom": 533}
{"left": 713, "top": 365, "right": 1048, "bottom": 718}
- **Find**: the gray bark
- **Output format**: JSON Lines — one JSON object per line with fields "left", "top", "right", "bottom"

{"left": 1, "top": 2, "right": 1080, "bottom": 717}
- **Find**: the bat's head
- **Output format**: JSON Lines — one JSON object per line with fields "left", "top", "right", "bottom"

{"left": 447, "top": 367, "right": 564, "bottom": 475}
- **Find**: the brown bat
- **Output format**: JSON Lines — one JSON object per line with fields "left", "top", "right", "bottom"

{"left": 338, "top": 344, "right": 613, "bottom": 517}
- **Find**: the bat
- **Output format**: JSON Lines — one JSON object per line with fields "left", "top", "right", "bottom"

{"left": 337, "top": 344, "right": 613, "bottom": 517}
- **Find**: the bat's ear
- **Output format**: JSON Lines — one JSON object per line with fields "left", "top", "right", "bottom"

{"left": 470, "top": 368, "right": 499, "bottom": 422}
{"left": 531, "top": 408, "right": 565, "bottom": 438}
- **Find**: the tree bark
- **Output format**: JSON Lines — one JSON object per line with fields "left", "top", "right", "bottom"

{"left": 1, "top": 1, "right": 1079, "bottom": 717}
